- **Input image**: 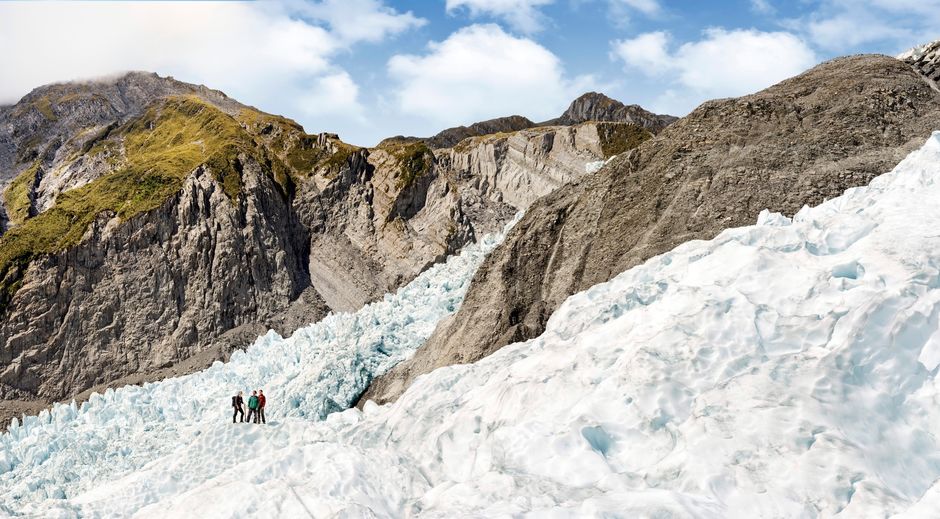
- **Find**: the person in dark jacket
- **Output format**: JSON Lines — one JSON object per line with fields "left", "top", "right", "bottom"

{"left": 258, "top": 390, "right": 267, "bottom": 424}
{"left": 247, "top": 390, "right": 260, "bottom": 423}
{"left": 232, "top": 391, "right": 245, "bottom": 423}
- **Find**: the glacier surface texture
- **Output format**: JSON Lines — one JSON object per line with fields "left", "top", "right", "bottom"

{"left": 5, "top": 132, "right": 940, "bottom": 516}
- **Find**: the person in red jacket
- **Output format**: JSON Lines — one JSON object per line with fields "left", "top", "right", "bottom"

{"left": 258, "top": 390, "right": 267, "bottom": 424}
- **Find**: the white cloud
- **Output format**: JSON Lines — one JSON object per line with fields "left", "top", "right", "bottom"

{"left": 610, "top": 0, "right": 661, "bottom": 16}
{"left": 792, "top": 0, "right": 940, "bottom": 52}
{"left": 288, "top": 0, "right": 426, "bottom": 44}
{"left": 388, "top": 24, "right": 595, "bottom": 125}
{"left": 0, "top": 0, "right": 424, "bottom": 145}
{"left": 612, "top": 28, "right": 817, "bottom": 114}
{"left": 806, "top": 14, "right": 907, "bottom": 50}
{"left": 750, "top": 0, "right": 775, "bottom": 14}
{"left": 445, "top": 0, "right": 554, "bottom": 33}
{"left": 298, "top": 72, "right": 365, "bottom": 121}
{"left": 606, "top": 0, "right": 661, "bottom": 26}
{"left": 608, "top": 31, "right": 672, "bottom": 74}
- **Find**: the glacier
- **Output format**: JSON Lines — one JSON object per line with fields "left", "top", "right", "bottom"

{"left": 5, "top": 131, "right": 940, "bottom": 517}
{"left": 0, "top": 215, "right": 519, "bottom": 515}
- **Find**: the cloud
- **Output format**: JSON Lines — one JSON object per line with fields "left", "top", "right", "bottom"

{"left": 445, "top": 0, "right": 554, "bottom": 33}
{"left": 609, "top": 31, "right": 672, "bottom": 74}
{"left": 388, "top": 24, "right": 595, "bottom": 125}
{"left": 791, "top": 0, "right": 940, "bottom": 52}
{"left": 298, "top": 72, "right": 365, "bottom": 121}
{"left": 288, "top": 0, "right": 426, "bottom": 44}
{"left": 609, "top": 0, "right": 661, "bottom": 16}
{"left": 0, "top": 0, "right": 424, "bottom": 145}
{"left": 605, "top": 0, "right": 662, "bottom": 27}
{"left": 750, "top": 0, "right": 775, "bottom": 14}
{"left": 612, "top": 28, "right": 817, "bottom": 114}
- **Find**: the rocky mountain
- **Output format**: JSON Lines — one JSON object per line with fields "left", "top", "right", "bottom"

{"left": 0, "top": 74, "right": 667, "bottom": 426}
{"left": 423, "top": 115, "right": 536, "bottom": 149}
{"left": 360, "top": 53, "right": 940, "bottom": 406}
{"left": 380, "top": 92, "right": 676, "bottom": 152}
{"left": 541, "top": 91, "right": 678, "bottom": 131}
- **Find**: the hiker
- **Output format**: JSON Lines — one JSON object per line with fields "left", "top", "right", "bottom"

{"left": 247, "top": 390, "right": 260, "bottom": 424}
{"left": 258, "top": 390, "right": 267, "bottom": 424}
{"left": 232, "top": 391, "right": 245, "bottom": 423}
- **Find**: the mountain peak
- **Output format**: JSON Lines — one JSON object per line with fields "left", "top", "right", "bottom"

{"left": 544, "top": 91, "right": 677, "bottom": 131}
{"left": 16, "top": 71, "right": 244, "bottom": 118}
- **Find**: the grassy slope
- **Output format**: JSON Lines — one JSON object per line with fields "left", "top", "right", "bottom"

{"left": 376, "top": 139, "right": 434, "bottom": 189}
{"left": 0, "top": 95, "right": 356, "bottom": 311}
{"left": 3, "top": 162, "right": 40, "bottom": 226}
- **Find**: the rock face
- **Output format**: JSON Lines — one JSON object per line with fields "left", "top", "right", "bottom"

{"left": 900, "top": 39, "right": 940, "bottom": 84}
{"left": 0, "top": 73, "right": 663, "bottom": 425}
{"left": 424, "top": 115, "right": 535, "bottom": 149}
{"left": 1, "top": 161, "right": 323, "bottom": 401}
{"left": 360, "top": 54, "right": 940, "bottom": 406}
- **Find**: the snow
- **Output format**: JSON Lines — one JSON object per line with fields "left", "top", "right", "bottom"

{"left": 5, "top": 132, "right": 940, "bottom": 517}
{"left": 896, "top": 39, "right": 939, "bottom": 61}
{"left": 584, "top": 155, "right": 616, "bottom": 174}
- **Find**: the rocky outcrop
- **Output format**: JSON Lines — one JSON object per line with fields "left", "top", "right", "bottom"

{"left": 541, "top": 92, "right": 678, "bottom": 132}
{"left": 901, "top": 39, "right": 940, "bottom": 84}
{"left": 0, "top": 73, "right": 658, "bottom": 427}
{"left": 360, "top": 54, "right": 940, "bottom": 406}
{"left": 425, "top": 115, "right": 536, "bottom": 149}
{"left": 377, "top": 92, "right": 675, "bottom": 152}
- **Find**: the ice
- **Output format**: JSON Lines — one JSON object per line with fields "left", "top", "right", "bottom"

{"left": 0, "top": 214, "right": 520, "bottom": 514}
{"left": 584, "top": 155, "right": 616, "bottom": 174}
{"left": 6, "top": 132, "right": 940, "bottom": 517}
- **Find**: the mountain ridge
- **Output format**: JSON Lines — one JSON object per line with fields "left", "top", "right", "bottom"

{"left": 380, "top": 91, "right": 676, "bottom": 151}
{"left": 0, "top": 72, "right": 663, "bottom": 428}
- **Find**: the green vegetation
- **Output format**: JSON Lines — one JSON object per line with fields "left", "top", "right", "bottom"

{"left": 317, "top": 142, "right": 358, "bottom": 177}
{"left": 80, "top": 123, "right": 118, "bottom": 155}
{"left": 380, "top": 140, "right": 434, "bottom": 189}
{"left": 34, "top": 97, "right": 56, "bottom": 121}
{"left": 121, "top": 95, "right": 254, "bottom": 200}
{"left": 235, "top": 108, "right": 360, "bottom": 185}
{"left": 3, "top": 162, "right": 40, "bottom": 226}
{"left": 595, "top": 122, "right": 653, "bottom": 157}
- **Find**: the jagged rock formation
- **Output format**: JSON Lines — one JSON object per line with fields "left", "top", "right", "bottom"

{"left": 424, "top": 115, "right": 535, "bottom": 149}
{"left": 360, "top": 54, "right": 940, "bottom": 406}
{"left": 0, "top": 73, "right": 663, "bottom": 427}
{"left": 542, "top": 92, "right": 677, "bottom": 131}
{"left": 900, "top": 39, "right": 940, "bottom": 84}
{"left": 379, "top": 92, "right": 676, "bottom": 152}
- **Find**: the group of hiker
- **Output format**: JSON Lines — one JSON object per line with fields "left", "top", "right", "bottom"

{"left": 232, "top": 389, "right": 267, "bottom": 424}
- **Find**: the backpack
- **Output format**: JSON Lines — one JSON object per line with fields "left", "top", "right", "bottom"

{"left": 231, "top": 396, "right": 238, "bottom": 407}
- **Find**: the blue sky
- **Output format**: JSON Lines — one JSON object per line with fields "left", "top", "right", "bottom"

{"left": 0, "top": 1, "right": 937, "bottom": 146}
